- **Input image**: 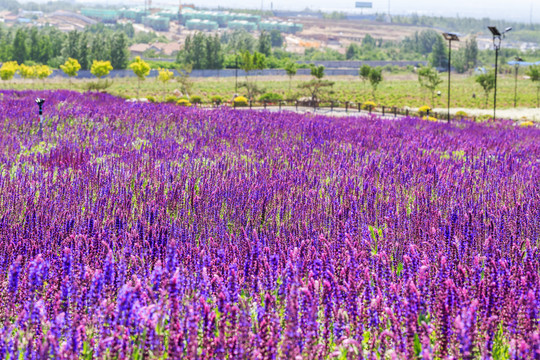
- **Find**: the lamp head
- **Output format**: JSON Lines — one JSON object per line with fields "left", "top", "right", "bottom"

{"left": 35, "top": 98, "right": 45, "bottom": 106}
{"left": 442, "top": 32, "right": 460, "bottom": 41}
{"left": 504, "top": 27, "right": 513, "bottom": 33}
{"left": 488, "top": 26, "right": 501, "bottom": 36}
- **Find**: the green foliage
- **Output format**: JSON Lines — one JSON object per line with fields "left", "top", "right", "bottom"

{"left": 526, "top": 65, "right": 540, "bottom": 107}
{"left": 346, "top": 43, "right": 361, "bottom": 60}
{"left": 90, "top": 60, "right": 113, "bottom": 79}
{"left": 257, "top": 31, "right": 272, "bottom": 57}
{"left": 60, "top": 57, "right": 81, "bottom": 78}
{"left": 359, "top": 64, "right": 371, "bottom": 92}
{"left": 189, "top": 95, "right": 202, "bottom": 104}
{"left": 211, "top": 95, "right": 223, "bottom": 104}
{"left": 146, "top": 95, "right": 156, "bottom": 103}
{"left": 310, "top": 64, "right": 325, "bottom": 80}
{"left": 165, "top": 95, "right": 177, "bottom": 103}
{"left": 269, "top": 30, "right": 283, "bottom": 48}
{"left": 418, "top": 66, "right": 443, "bottom": 106}
{"left": 84, "top": 79, "right": 112, "bottom": 91}
{"left": 181, "top": 32, "right": 223, "bottom": 70}
{"left": 429, "top": 35, "right": 448, "bottom": 69}
{"left": 259, "top": 92, "right": 283, "bottom": 102}
{"left": 284, "top": 60, "right": 298, "bottom": 91}
{"left": 475, "top": 71, "right": 496, "bottom": 108}
{"left": 368, "top": 67, "right": 383, "bottom": 100}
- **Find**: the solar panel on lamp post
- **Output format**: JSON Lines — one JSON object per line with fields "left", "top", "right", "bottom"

{"left": 442, "top": 32, "right": 459, "bottom": 123}
{"left": 488, "top": 26, "right": 512, "bottom": 120}
{"left": 514, "top": 56, "right": 524, "bottom": 108}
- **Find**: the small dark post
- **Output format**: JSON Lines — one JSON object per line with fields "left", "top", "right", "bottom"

{"left": 279, "top": 100, "right": 282, "bottom": 111}
{"left": 393, "top": 107, "right": 397, "bottom": 117}
{"left": 35, "top": 98, "right": 45, "bottom": 138}
{"left": 345, "top": 102, "right": 349, "bottom": 112}
{"left": 406, "top": 109, "right": 409, "bottom": 117}
{"left": 264, "top": 100, "right": 267, "bottom": 109}
{"left": 358, "top": 103, "right": 361, "bottom": 112}
{"left": 330, "top": 101, "right": 334, "bottom": 112}
{"left": 295, "top": 100, "right": 298, "bottom": 111}
{"left": 382, "top": 106, "right": 385, "bottom": 116}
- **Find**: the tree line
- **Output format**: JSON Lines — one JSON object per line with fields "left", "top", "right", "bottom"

{"left": 0, "top": 24, "right": 130, "bottom": 69}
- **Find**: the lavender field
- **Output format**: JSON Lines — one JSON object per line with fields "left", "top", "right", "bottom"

{"left": 0, "top": 90, "right": 539, "bottom": 359}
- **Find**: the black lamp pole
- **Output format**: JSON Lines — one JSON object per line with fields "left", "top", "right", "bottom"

{"left": 488, "top": 26, "right": 512, "bottom": 120}
{"left": 443, "top": 32, "right": 459, "bottom": 123}
{"left": 514, "top": 56, "right": 523, "bottom": 108}
{"left": 235, "top": 55, "right": 238, "bottom": 94}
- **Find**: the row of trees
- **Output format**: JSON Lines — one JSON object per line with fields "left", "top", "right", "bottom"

{"left": 0, "top": 25, "right": 130, "bottom": 69}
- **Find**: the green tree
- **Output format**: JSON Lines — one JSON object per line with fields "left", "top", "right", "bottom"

{"left": 368, "top": 67, "right": 383, "bottom": 100}
{"left": 90, "top": 36, "right": 107, "bottom": 65}
{"left": 78, "top": 32, "right": 90, "bottom": 70}
{"left": 29, "top": 27, "right": 40, "bottom": 62}
{"left": 299, "top": 64, "right": 334, "bottom": 103}
{"left": 359, "top": 64, "right": 371, "bottom": 93}
{"left": 429, "top": 35, "right": 448, "bottom": 69}
{"left": 64, "top": 30, "right": 80, "bottom": 61}
{"left": 346, "top": 43, "right": 361, "bottom": 60}
{"left": 257, "top": 31, "right": 272, "bottom": 57}
{"left": 362, "top": 34, "right": 376, "bottom": 49}
{"left": 129, "top": 56, "right": 151, "bottom": 94}
{"left": 60, "top": 57, "right": 81, "bottom": 84}
{"left": 270, "top": 30, "right": 283, "bottom": 47}
{"left": 12, "top": 28, "right": 27, "bottom": 64}
{"left": 464, "top": 37, "right": 478, "bottom": 71}
{"left": 110, "top": 32, "right": 129, "bottom": 70}
{"left": 310, "top": 64, "right": 325, "bottom": 80}
{"left": 91, "top": 60, "right": 113, "bottom": 79}
{"left": 418, "top": 66, "right": 443, "bottom": 106}
{"left": 284, "top": 60, "right": 297, "bottom": 92}
{"left": 526, "top": 65, "right": 540, "bottom": 107}
{"left": 475, "top": 71, "right": 495, "bottom": 108}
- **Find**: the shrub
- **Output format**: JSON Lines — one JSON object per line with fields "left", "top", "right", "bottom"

{"left": 177, "top": 99, "right": 192, "bottom": 107}
{"left": 520, "top": 121, "right": 534, "bottom": 127}
{"left": 84, "top": 79, "right": 113, "bottom": 91}
{"left": 233, "top": 96, "right": 249, "bottom": 107}
{"left": 476, "top": 115, "right": 492, "bottom": 122}
{"left": 259, "top": 92, "right": 283, "bottom": 103}
{"left": 165, "top": 95, "right": 177, "bottom": 103}
{"left": 418, "top": 105, "right": 432, "bottom": 113}
{"left": 211, "top": 95, "right": 223, "bottom": 105}
{"left": 455, "top": 110, "right": 468, "bottom": 117}
{"left": 147, "top": 95, "right": 156, "bottom": 103}
{"left": 190, "top": 95, "right": 202, "bottom": 104}
{"left": 362, "top": 101, "right": 376, "bottom": 111}
{"left": 422, "top": 116, "right": 438, "bottom": 122}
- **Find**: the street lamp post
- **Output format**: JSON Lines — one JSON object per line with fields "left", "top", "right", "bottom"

{"left": 35, "top": 98, "right": 45, "bottom": 138}
{"left": 442, "top": 32, "right": 460, "bottom": 123}
{"left": 488, "top": 26, "right": 512, "bottom": 120}
{"left": 235, "top": 55, "right": 239, "bottom": 94}
{"left": 514, "top": 56, "right": 524, "bottom": 108}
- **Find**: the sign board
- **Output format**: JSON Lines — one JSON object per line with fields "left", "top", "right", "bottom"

{"left": 355, "top": 2, "right": 372, "bottom": 8}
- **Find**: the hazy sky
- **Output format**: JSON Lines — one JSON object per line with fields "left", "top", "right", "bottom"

{"left": 164, "top": 0, "right": 538, "bottom": 23}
